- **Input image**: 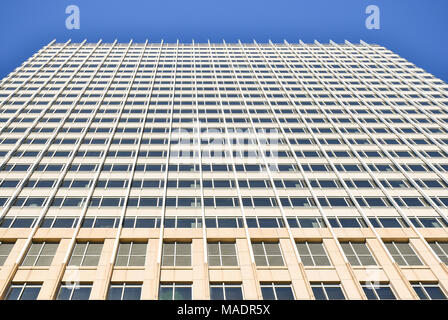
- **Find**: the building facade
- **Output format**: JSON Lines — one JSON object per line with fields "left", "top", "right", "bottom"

{"left": 0, "top": 40, "right": 447, "bottom": 300}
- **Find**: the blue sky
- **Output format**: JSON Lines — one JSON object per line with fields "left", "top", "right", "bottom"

{"left": 0, "top": 0, "right": 447, "bottom": 82}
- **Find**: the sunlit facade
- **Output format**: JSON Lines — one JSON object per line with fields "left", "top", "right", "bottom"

{"left": 0, "top": 40, "right": 447, "bottom": 300}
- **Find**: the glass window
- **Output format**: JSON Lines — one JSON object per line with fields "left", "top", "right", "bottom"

{"left": 162, "top": 242, "right": 191, "bottom": 266}
{"left": 255, "top": 217, "right": 284, "bottom": 228}
{"left": 107, "top": 283, "right": 142, "bottom": 300}
{"left": 210, "top": 283, "right": 243, "bottom": 300}
{"left": 260, "top": 283, "right": 294, "bottom": 300}
{"left": 352, "top": 180, "right": 373, "bottom": 188}
{"left": 340, "top": 241, "right": 377, "bottom": 266}
{"left": 327, "top": 198, "right": 349, "bottom": 207}
{"left": 368, "top": 217, "right": 408, "bottom": 228}
{"left": 41, "top": 217, "right": 78, "bottom": 228}
{"left": 362, "top": 283, "right": 396, "bottom": 300}
{"left": 9, "top": 218, "right": 36, "bottom": 228}
{"left": 21, "top": 242, "right": 59, "bottom": 267}
{"left": 385, "top": 242, "right": 423, "bottom": 266}
{"left": 57, "top": 283, "right": 92, "bottom": 300}
{"left": 296, "top": 242, "right": 331, "bottom": 266}
{"left": 333, "top": 218, "right": 366, "bottom": 228}
{"left": 6, "top": 283, "right": 42, "bottom": 300}
{"left": 412, "top": 282, "right": 447, "bottom": 300}
{"left": 401, "top": 197, "right": 425, "bottom": 207}
{"left": 419, "top": 217, "right": 446, "bottom": 228}
{"left": 0, "top": 242, "right": 14, "bottom": 266}
{"left": 61, "top": 197, "right": 85, "bottom": 207}
{"left": 428, "top": 241, "right": 448, "bottom": 264}
{"left": 311, "top": 282, "right": 346, "bottom": 300}
{"left": 207, "top": 242, "right": 238, "bottom": 267}
{"left": 224, "top": 217, "right": 244, "bottom": 228}
{"left": 68, "top": 242, "right": 103, "bottom": 266}
{"left": 115, "top": 242, "right": 147, "bottom": 267}
{"left": 364, "top": 198, "right": 387, "bottom": 207}
{"left": 0, "top": 180, "right": 20, "bottom": 188}
{"left": 297, "top": 217, "right": 325, "bottom": 228}
{"left": 159, "top": 283, "right": 192, "bottom": 300}
{"left": 252, "top": 241, "right": 284, "bottom": 266}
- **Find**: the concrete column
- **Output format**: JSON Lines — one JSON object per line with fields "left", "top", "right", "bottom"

{"left": 366, "top": 238, "right": 416, "bottom": 299}
{"left": 322, "top": 238, "right": 364, "bottom": 299}
{"left": 89, "top": 238, "right": 115, "bottom": 300}
{"left": 279, "top": 238, "right": 312, "bottom": 299}
{"left": 142, "top": 238, "right": 158, "bottom": 300}
{"left": 236, "top": 238, "right": 260, "bottom": 299}
{"left": 410, "top": 238, "right": 448, "bottom": 292}
{"left": 37, "top": 238, "right": 72, "bottom": 299}
{"left": 0, "top": 238, "right": 27, "bottom": 299}
{"left": 192, "top": 238, "right": 209, "bottom": 299}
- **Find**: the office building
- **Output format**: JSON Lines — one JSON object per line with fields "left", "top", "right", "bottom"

{"left": 0, "top": 40, "right": 447, "bottom": 300}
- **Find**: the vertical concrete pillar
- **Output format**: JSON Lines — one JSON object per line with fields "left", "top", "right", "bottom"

{"left": 192, "top": 238, "right": 209, "bottom": 299}
{"left": 142, "top": 238, "right": 158, "bottom": 300}
{"left": 279, "top": 238, "right": 312, "bottom": 299}
{"left": 89, "top": 238, "right": 115, "bottom": 299}
{"left": 0, "top": 238, "right": 27, "bottom": 299}
{"left": 322, "top": 238, "right": 364, "bottom": 299}
{"left": 37, "top": 238, "right": 72, "bottom": 299}
{"left": 236, "top": 238, "right": 260, "bottom": 299}
{"left": 366, "top": 238, "right": 416, "bottom": 299}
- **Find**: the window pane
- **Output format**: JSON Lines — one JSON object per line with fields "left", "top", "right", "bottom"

{"left": 312, "top": 287, "right": 326, "bottom": 300}
{"left": 86, "top": 243, "right": 103, "bottom": 255}
{"left": 404, "top": 255, "right": 422, "bottom": 266}
{"left": 115, "top": 256, "right": 128, "bottom": 266}
{"left": 162, "top": 256, "right": 174, "bottom": 266}
{"left": 254, "top": 256, "right": 268, "bottom": 266}
{"left": 118, "top": 243, "right": 131, "bottom": 255}
{"left": 129, "top": 256, "right": 145, "bottom": 266}
{"left": 176, "top": 256, "right": 191, "bottom": 266}
{"left": 159, "top": 287, "right": 173, "bottom": 300}
{"left": 68, "top": 256, "right": 82, "bottom": 266}
{"left": 210, "top": 287, "right": 224, "bottom": 300}
{"left": 131, "top": 243, "right": 147, "bottom": 255}
{"left": 175, "top": 287, "right": 192, "bottom": 300}
{"left": 107, "top": 287, "right": 123, "bottom": 300}
{"left": 176, "top": 243, "right": 191, "bottom": 255}
{"left": 123, "top": 286, "right": 142, "bottom": 300}
{"left": 261, "top": 287, "right": 275, "bottom": 300}
{"left": 376, "top": 287, "right": 396, "bottom": 300}
{"left": 207, "top": 243, "right": 219, "bottom": 255}
{"left": 359, "top": 256, "right": 376, "bottom": 266}
{"left": 425, "top": 286, "right": 447, "bottom": 300}
{"left": 363, "top": 287, "right": 377, "bottom": 300}
{"left": 413, "top": 286, "right": 427, "bottom": 300}
{"left": 313, "top": 256, "right": 331, "bottom": 266}
{"left": 208, "top": 256, "right": 221, "bottom": 266}
{"left": 325, "top": 286, "right": 345, "bottom": 300}
{"left": 20, "top": 287, "right": 41, "bottom": 300}
{"left": 264, "top": 243, "right": 281, "bottom": 255}
{"left": 83, "top": 256, "right": 100, "bottom": 266}
{"left": 221, "top": 256, "right": 238, "bottom": 266}
{"left": 226, "top": 287, "right": 243, "bottom": 300}
{"left": 267, "top": 255, "right": 284, "bottom": 266}
{"left": 6, "top": 287, "right": 22, "bottom": 300}
{"left": 275, "top": 286, "right": 294, "bottom": 300}
{"left": 57, "top": 287, "right": 72, "bottom": 300}
{"left": 71, "top": 287, "right": 92, "bottom": 300}
{"left": 220, "top": 243, "right": 236, "bottom": 255}
{"left": 35, "top": 256, "right": 53, "bottom": 266}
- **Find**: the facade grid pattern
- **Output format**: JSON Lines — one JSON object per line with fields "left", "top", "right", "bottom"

{"left": 0, "top": 41, "right": 447, "bottom": 299}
